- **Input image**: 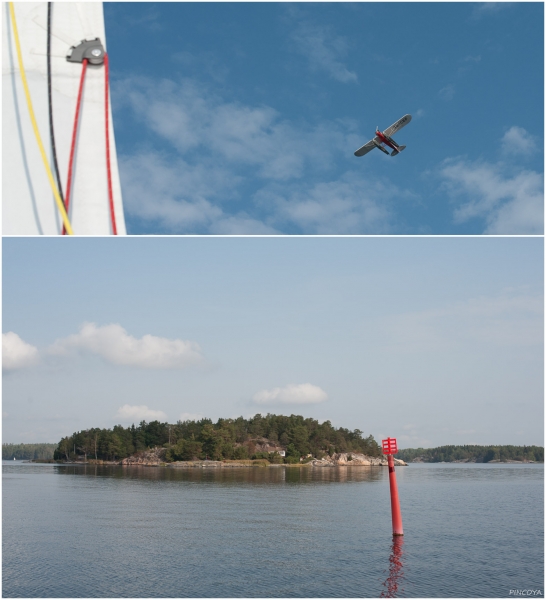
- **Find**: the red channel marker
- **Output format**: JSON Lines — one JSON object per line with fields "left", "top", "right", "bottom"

{"left": 382, "top": 437, "right": 404, "bottom": 536}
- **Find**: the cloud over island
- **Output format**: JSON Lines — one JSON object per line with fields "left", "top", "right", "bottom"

{"left": 3, "top": 324, "right": 204, "bottom": 372}
{"left": 48, "top": 323, "right": 204, "bottom": 369}
{"left": 116, "top": 404, "right": 168, "bottom": 422}
{"left": 2, "top": 332, "right": 39, "bottom": 371}
{"left": 252, "top": 383, "right": 328, "bottom": 405}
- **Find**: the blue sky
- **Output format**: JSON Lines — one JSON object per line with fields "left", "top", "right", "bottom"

{"left": 103, "top": 2, "right": 544, "bottom": 235}
{"left": 3, "top": 237, "right": 543, "bottom": 447}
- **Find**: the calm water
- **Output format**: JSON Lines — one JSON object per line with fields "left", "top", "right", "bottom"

{"left": 2, "top": 461, "right": 543, "bottom": 598}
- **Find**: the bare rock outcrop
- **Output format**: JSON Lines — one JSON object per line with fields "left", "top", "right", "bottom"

{"left": 311, "top": 453, "right": 406, "bottom": 467}
{"left": 120, "top": 447, "right": 166, "bottom": 466}
{"left": 248, "top": 437, "right": 285, "bottom": 454}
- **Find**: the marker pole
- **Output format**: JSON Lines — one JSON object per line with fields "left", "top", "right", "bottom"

{"left": 388, "top": 453, "right": 404, "bottom": 536}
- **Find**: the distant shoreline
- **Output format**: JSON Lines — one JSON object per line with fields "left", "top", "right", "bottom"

{"left": 397, "top": 444, "right": 544, "bottom": 464}
{"left": 26, "top": 456, "right": 408, "bottom": 468}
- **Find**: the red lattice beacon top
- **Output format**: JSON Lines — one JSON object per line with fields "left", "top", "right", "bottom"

{"left": 382, "top": 437, "right": 398, "bottom": 455}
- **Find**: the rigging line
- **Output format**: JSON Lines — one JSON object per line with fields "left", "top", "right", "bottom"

{"left": 47, "top": 2, "right": 65, "bottom": 206}
{"left": 62, "top": 58, "right": 87, "bottom": 235}
{"left": 104, "top": 52, "right": 117, "bottom": 235}
{"left": 8, "top": 2, "right": 73, "bottom": 235}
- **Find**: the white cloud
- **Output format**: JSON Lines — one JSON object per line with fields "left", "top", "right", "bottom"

{"left": 501, "top": 126, "right": 537, "bottom": 156}
{"left": 116, "top": 77, "right": 319, "bottom": 180}
{"left": 116, "top": 404, "right": 167, "bottom": 423}
{"left": 120, "top": 149, "right": 398, "bottom": 234}
{"left": 438, "top": 85, "right": 455, "bottom": 101}
{"left": 290, "top": 21, "right": 357, "bottom": 83}
{"left": 119, "top": 152, "right": 279, "bottom": 234}
{"left": 439, "top": 159, "right": 543, "bottom": 234}
{"left": 49, "top": 323, "right": 203, "bottom": 369}
{"left": 119, "top": 152, "right": 229, "bottom": 231}
{"left": 257, "top": 172, "right": 408, "bottom": 234}
{"left": 179, "top": 412, "right": 204, "bottom": 422}
{"left": 2, "top": 332, "right": 39, "bottom": 371}
{"left": 252, "top": 383, "right": 328, "bottom": 405}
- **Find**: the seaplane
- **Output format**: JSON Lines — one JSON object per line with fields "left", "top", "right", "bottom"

{"left": 354, "top": 114, "right": 412, "bottom": 157}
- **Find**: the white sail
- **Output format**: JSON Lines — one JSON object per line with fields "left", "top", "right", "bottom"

{"left": 2, "top": 2, "right": 126, "bottom": 235}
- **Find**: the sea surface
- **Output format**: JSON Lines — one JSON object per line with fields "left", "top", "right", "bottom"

{"left": 2, "top": 461, "right": 543, "bottom": 598}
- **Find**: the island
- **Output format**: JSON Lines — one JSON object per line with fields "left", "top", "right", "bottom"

{"left": 48, "top": 414, "right": 406, "bottom": 467}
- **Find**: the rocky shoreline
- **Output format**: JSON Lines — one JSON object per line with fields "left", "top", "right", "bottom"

{"left": 35, "top": 454, "right": 540, "bottom": 466}
{"left": 310, "top": 453, "right": 406, "bottom": 467}
{"left": 115, "top": 449, "right": 407, "bottom": 468}
{"left": 30, "top": 448, "right": 407, "bottom": 467}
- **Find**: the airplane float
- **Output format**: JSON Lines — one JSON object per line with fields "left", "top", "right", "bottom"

{"left": 354, "top": 114, "right": 412, "bottom": 157}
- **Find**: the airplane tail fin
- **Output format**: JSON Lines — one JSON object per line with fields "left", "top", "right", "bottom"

{"left": 391, "top": 145, "right": 406, "bottom": 157}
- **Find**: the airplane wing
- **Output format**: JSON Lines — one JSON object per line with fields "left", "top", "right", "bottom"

{"left": 354, "top": 139, "right": 376, "bottom": 157}
{"left": 383, "top": 114, "right": 412, "bottom": 138}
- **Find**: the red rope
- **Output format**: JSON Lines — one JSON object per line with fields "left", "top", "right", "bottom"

{"left": 63, "top": 54, "right": 117, "bottom": 235}
{"left": 62, "top": 58, "right": 88, "bottom": 235}
{"left": 104, "top": 53, "right": 117, "bottom": 235}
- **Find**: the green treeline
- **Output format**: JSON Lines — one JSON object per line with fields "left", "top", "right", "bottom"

{"left": 2, "top": 443, "right": 57, "bottom": 460}
{"left": 54, "top": 414, "right": 381, "bottom": 463}
{"left": 397, "top": 445, "right": 544, "bottom": 463}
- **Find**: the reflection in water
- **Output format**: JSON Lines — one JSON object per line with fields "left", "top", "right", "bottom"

{"left": 380, "top": 535, "right": 404, "bottom": 598}
{"left": 51, "top": 463, "right": 385, "bottom": 485}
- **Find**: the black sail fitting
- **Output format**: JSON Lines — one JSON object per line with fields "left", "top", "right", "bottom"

{"left": 66, "top": 38, "right": 105, "bottom": 65}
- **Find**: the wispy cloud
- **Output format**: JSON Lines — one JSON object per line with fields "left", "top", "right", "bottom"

{"left": 436, "top": 126, "right": 543, "bottom": 234}
{"left": 438, "top": 84, "right": 455, "bottom": 101}
{"left": 179, "top": 412, "right": 204, "bottom": 422}
{"left": 111, "top": 6, "right": 163, "bottom": 32}
{"left": 290, "top": 20, "right": 357, "bottom": 83}
{"left": 114, "top": 76, "right": 396, "bottom": 234}
{"left": 252, "top": 383, "right": 328, "bottom": 405}
{"left": 471, "top": 3, "right": 511, "bottom": 20}
{"left": 501, "top": 126, "right": 537, "bottom": 156}
{"left": 440, "top": 159, "right": 543, "bottom": 234}
{"left": 171, "top": 51, "right": 229, "bottom": 83}
{"left": 116, "top": 77, "right": 344, "bottom": 180}
{"left": 256, "top": 172, "right": 401, "bottom": 234}
{"left": 118, "top": 151, "right": 250, "bottom": 234}
{"left": 119, "top": 150, "right": 281, "bottom": 234}
{"left": 379, "top": 290, "right": 543, "bottom": 353}
{"left": 2, "top": 332, "right": 39, "bottom": 371}
{"left": 116, "top": 404, "right": 167, "bottom": 423}
{"left": 48, "top": 323, "right": 204, "bottom": 369}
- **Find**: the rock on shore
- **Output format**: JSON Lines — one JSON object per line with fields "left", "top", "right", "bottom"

{"left": 120, "top": 447, "right": 167, "bottom": 466}
{"left": 311, "top": 453, "right": 407, "bottom": 467}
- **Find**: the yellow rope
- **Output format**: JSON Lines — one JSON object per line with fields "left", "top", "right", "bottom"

{"left": 9, "top": 2, "right": 74, "bottom": 235}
